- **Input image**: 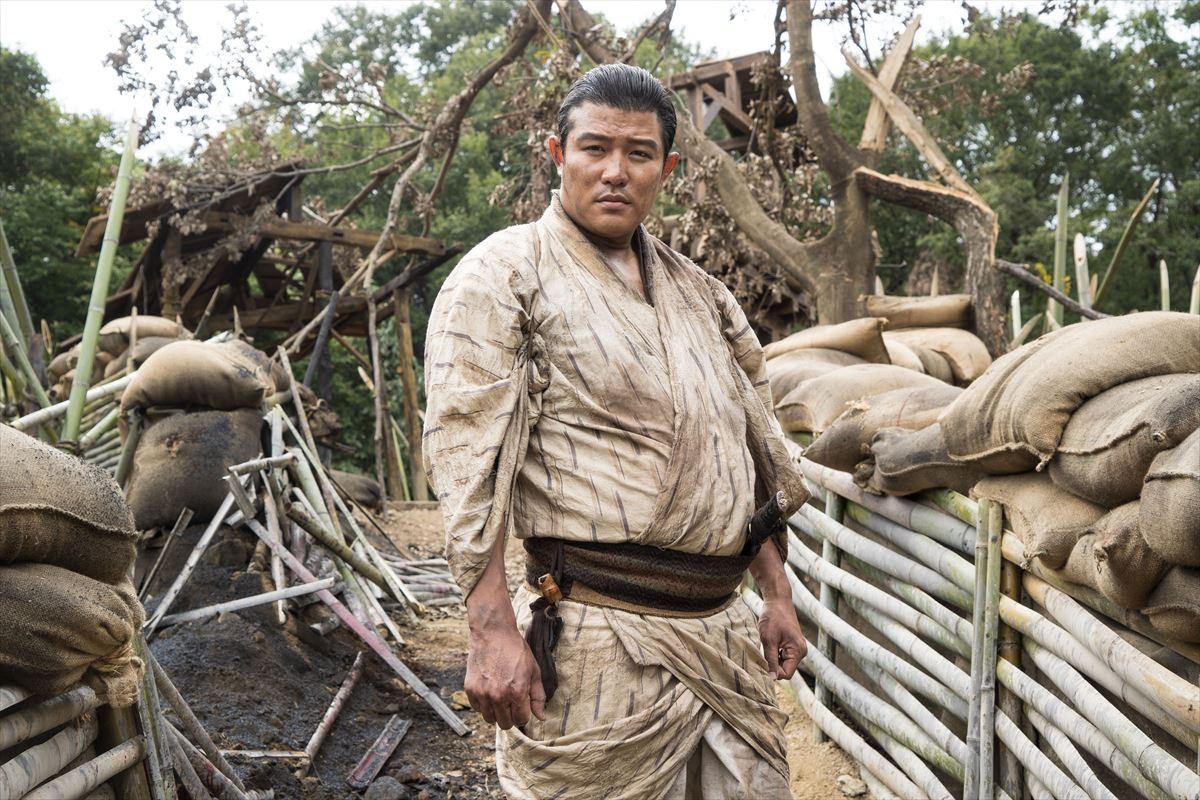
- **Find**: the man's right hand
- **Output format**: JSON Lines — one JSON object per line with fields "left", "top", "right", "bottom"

{"left": 464, "top": 623, "right": 547, "bottom": 730}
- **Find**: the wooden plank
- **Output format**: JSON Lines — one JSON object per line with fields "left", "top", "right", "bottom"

{"left": 345, "top": 716, "right": 412, "bottom": 790}
{"left": 700, "top": 82, "right": 753, "bottom": 133}
{"left": 202, "top": 212, "right": 444, "bottom": 255}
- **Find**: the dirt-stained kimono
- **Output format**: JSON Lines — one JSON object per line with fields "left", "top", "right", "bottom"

{"left": 424, "top": 194, "right": 807, "bottom": 799}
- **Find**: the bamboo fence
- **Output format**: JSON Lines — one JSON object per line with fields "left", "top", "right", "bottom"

{"left": 755, "top": 455, "right": 1200, "bottom": 800}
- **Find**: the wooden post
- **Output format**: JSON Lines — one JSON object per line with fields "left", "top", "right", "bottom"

{"left": 965, "top": 499, "right": 989, "bottom": 800}
{"left": 392, "top": 289, "right": 427, "bottom": 501}
{"left": 314, "top": 241, "right": 334, "bottom": 466}
{"left": 367, "top": 299, "right": 389, "bottom": 505}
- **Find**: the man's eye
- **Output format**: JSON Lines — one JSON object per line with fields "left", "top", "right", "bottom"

{"left": 631, "top": 151, "right": 651, "bottom": 159}
{"left": 585, "top": 145, "right": 603, "bottom": 153}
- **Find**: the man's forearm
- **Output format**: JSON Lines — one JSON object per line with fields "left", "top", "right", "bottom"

{"left": 749, "top": 539, "right": 791, "bottom": 603}
{"left": 465, "top": 532, "right": 517, "bottom": 634}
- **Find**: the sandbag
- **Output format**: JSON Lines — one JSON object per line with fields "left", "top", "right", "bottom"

{"left": 333, "top": 470, "right": 384, "bottom": 511}
{"left": 856, "top": 423, "right": 986, "bottom": 496}
{"left": 940, "top": 312, "right": 1200, "bottom": 473}
{"left": 864, "top": 294, "right": 973, "bottom": 329}
{"left": 884, "top": 340, "right": 925, "bottom": 374}
{"left": 1048, "top": 374, "right": 1200, "bottom": 507}
{"left": 121, "top": 339, "right": 275, "bottom": 413}
{"left": 972, "top": 473, "right": 1107, "bottom": 569}
{"left": 0, "top": 425, "right": 137, "bottom": 585}
{"left": 1056, "top": 534, "right": 1101, "bottom": 592}
{"left": 46, "top": 346, "right": 77, "bottom": 383}
{"left": 1143, "top": 567, "right": 1200, "bottom": 644}
{"left": 763, "top": 317, "right": 891, "bottom": 364}
{"left": 908, "top": 345, "right": 955, "bottom": 384}
{"left": 766, "top": 349, "right": 867, "bottom": 404}
{"left": 103, "top": 335, "right": 180, "bottom": 379}
{"left": 50, "top": 357, "right": 107, "bottom": 403}
{"left": 805, "top": 384, "right": 963, "bottom": 473}
{"left": 775, "top": 363, "right": 944, "bottom": 434}
{"left": 97, "top": 315, "right": 184, "bottom": 356}
{"left": 125, "top": 409, "right": 263, "bottom": 530}
{"left": 0, "top": 563, "right": 144, "bottom": 706}
{"left": 883, "top": 328, "right": 992, "bottom": 384}
{"left": 1089, "top": 501, "right": 1172, "bottom": 609}
{"left": 1139, "top": 428, "right": 1200, "bottom": 566}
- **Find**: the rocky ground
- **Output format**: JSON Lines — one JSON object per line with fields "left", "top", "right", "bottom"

{"left": 144, "top": 503, "right": 870, "bottom": 799}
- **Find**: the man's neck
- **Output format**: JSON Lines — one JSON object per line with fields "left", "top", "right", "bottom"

{"left": 561, "top": 206, "right": 644, "bottom": 294}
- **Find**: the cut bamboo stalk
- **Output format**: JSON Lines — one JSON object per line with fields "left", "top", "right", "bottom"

{"left": 285, "top": 503, "right": 397, "bottom": 602}
{"left": 1161, "top": 259, "right": 1171, "bottom": 311}
{"left": 841, "top": 697, "right": 955, "bottom": 800}
{"left": 302, "top": 651, "right": 365, "bottom": 775}
{"left": 228, "top": 454, "right": 295, "bottom": 475}
{"left": 259, "top": 476, "right": 290, "bottom": 625}
{"left": 842, "top": 554, "right": 971, "bottom": 649}
{"left": 166, "top": 721, "right": 248, "bottom": 800}
{"left": 967, "top": 498, "right": 990, "bottom": 800}
{"left": 9, "top": 373, "right": 133, "bottom": 431}
{"left": 1048, "top": 173, "right": 1069, "bottom": 326}
{"left": 140, "top": 508, "right": 194, "bottom": 601}
{"left": 1094, "top": 177, "right": 1159, "bottom": 308}
{"left": 393, "top": 289, "right": 427, "bottom": 501}
{"left": 366, "top": 299, "right": 390, "bottom": 505}
{"left": 0, "top": 307, "right": 51, "bottom": 411}
{"left": 346, "top": 715, "right": 411, "bottom": 790}
{"left": 978, "top": 502, "right": 1003, "bottom": 800}
{"left": 389, "top": 417, "right": 411, "bottom": 502}
{"left": 220, "top": 750, "right": 307, "bottom": 760}
{"left": 24, "top": 736, "right": 148, "bottom": 800}
{"left": 0, "top": 712, "right": 98, "bottom": 798}
{"left": 997, "top": 557, "right": 1023, "bottom": 800}
{"left": 813, "top": 491, "right": 843, "bottom": 743}
{"left": 0, "top": 685, "right": 99, "bottom": 750}
{"left": 1043, "top": 310, "right": 1061, "bottom": 331}
{"left": 114, "top": 409, "right": 143, "bottom": 489}
{"left": 0, "top": 219, "right": 33, "bottom": 343}
{"left": 168, "top": 728, "right": 213, "bottom": 800}
{"left": 351, "top": 540, "right": 406, "bottom": 645}
{"left": 1189, "top": 265, "right": 1199, "bottom": 315}
{"left": 1026, "top": 705, "right": 1117, "bottom": 800}
{"left": 158, "top": 578, "right": 336, "bottom": 627}
{"left": 0, "top": 684, "right": 31, "bottom": 713}
{"left": 243, "top": 518, "right": 469, "bottom": 735}
{"left": 130, "top": 635, "right": 174, "bottom": 800}
{"left": 79, "top": 406, "right": 121, "bottom": 450}
{"left": 1009, "top": 290, "right": 1022, "bottom": 340}
{"left": 1073, "top": 233, "right": 1091, "bottom": 309}
{"left": 63, "top": 115, "right": 138, "bottom": 442}
{"left": 145, "top": 492, "right": 238, "bottom": 637}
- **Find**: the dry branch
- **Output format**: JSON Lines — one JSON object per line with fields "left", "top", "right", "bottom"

{"left": 995, "top": 259, "right": 1110, "bottom": 320}
{"left": 303, "top": 652, "right": 366, "bottom": 774}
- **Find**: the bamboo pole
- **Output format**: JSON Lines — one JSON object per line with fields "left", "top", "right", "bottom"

{"left": 1093, "top": 177, "right": 1159, "bottom": 308}
{"left": 243, "top": 518, "right": 469, "bottom": 735}
{"left": 1160, "top": 259, "right": 1171, "bottom": 311}
{"left": 113, "top": 409, "right": 143, "bottom": 489}
{"left": 966, "top": 500, "right": 989, "bottom": 797}
{"left": 0, "top": 685, "right": 99, "bottom": 750}
{"left": 259, "top": 475, "right": 289, "bottom": 625}
{"left": 158, "top": 578, "right": 335, "bottom": 627}
{"left": 978, "top": 502, "right": 1003, "bottom": 800}
{"left": 366, "top": 299, "right": 390, "bottom": 505}
{"left": 140, "top": 508, "right": 195, "bottom": 601}
{"left": 1026, "top": 705, "right": 1118, "bottom": 800}
{"left": 1009, "top": 290, "right": 1022, "bottom": 340}
{"left": 0, "top": 220, "right": 33, "bottom": 344}
{"left": 389, "top": 418, "right": 411, "bottom": 501}
{"left": 63, "top": 115, "right": 138, "bottom": 442}
{"left": 0, "top": 307, "right": 51, "bottom": 410}
{"left": 393, "top": 288, "right": 427, "bottom": 501}
{"left": 0, "top": 684, "right": 31, "bottom": 712}
{"left": 144, "top": 492, "right": 238, "bottom": 637}
{"left": 0, "top": 713, "right": 99, "bottom": 798}
{"left": 285, "top": 503, "right": 397, "bottom": 601}
{"left": 168, "top": 728, "right": 214, "bottom": 800}
{"left": 149, "top": 654, "right": 245, "bottom": 793}
{"left": 1047, "top": 173, "right": 1069, "bottom": 327}
{"left": 129, "top": 635, "right": 174, "bottom": 800}
{"left": 9, "top": 373, "right": 133, "bottom": 431}
{"left": 1073, "top": 232, "right": 1091, "bottom": 309}
{"left": 813, "top": 491, "right": 842, "bottom": 743}
{"left": 166, "top": 722, "right": 249, "bottom": 800}
{"left": 25, "top": 736, "right": 148, "bottom": 800}
{"left": 1189, "top": 265, "right": 1199, "bottom": 315}
{"left": 302, "top": 651, "right": 365, "bottom": 775}
{"left": 997, "top": 557, "right": 1023, "bottom": 800}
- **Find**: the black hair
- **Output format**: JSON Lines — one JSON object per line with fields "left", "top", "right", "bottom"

{"left": 555, "top": 63, "right": 677, "bottom": 157}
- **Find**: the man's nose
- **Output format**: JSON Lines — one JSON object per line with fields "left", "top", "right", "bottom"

{"left": 600, "top": 153, "right": 628, "bottom": 185}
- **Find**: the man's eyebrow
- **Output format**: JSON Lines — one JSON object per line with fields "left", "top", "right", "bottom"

{"left": 575, "top": 131, "right": 661, "bottom": 151}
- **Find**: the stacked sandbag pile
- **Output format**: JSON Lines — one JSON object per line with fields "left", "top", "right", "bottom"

{"left": 866, "top": 293, "right": 992, "bottom": 386}
{"left": 860, "top": 311, "right": 1199, "bottom": 641}
{"left": 120, "top": 338, "right": 272, "bottom": 530}
{"left": 45, "top": 315, "right": 185, "bottom": 400}
{"left": 0, "top": 425, "right": 145, "bottom": 707}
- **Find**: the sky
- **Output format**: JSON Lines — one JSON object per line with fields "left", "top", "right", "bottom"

{"left": 0, "top": 0, "right": 1060, "bottom": 158}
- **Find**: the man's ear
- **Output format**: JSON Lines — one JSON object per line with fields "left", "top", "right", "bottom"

{"left": 547, "top": 135, "right": 564, "bottom": 171}
{"left": 662, "top": 151, "right": 681, "bottom": 179}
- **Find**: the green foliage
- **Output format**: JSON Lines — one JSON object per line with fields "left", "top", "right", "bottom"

{"left": 0, "top": 47, "right": 123, "bottom": 335}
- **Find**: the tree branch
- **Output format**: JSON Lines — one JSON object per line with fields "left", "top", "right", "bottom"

{"left": 618, "top": 1, "right": 676, "bottom": 63}
{"left": 995, "top": 259, "right": 1110, "bottom": 320}
{"left": 858, "top": 15, "right": 921, "bottom": 157}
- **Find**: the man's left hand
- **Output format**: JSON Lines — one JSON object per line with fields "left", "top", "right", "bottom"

{"left": 757, "top": 598, "right": 807, "bottom": 680}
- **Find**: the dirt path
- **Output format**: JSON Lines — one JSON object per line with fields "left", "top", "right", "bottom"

{"left": 145, "top": 503, "right": 868, "bottom": 798}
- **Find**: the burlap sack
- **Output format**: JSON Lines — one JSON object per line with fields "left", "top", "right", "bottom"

{"left": 1139, "top": 428, "right": 1200, "bottom": 566}
{"left": 125, "top": 409, "right": 263, "bottom": 530}
{"left": 1048, "top": 374, "right": 1200, "bottom": 506}
{"left": 97, "top": 315, "right": 184, "bottom": 356}
{"left": 103, "top": 335, "right": 180, "bottom": 379}
{"left": 333, "top": 470, "right": 384, "bottom": 511}
{"left": 1086, "top": 501, "right": 1172, "bottom": 609}
{"left": 885, "top": 340, "right": 926, "bottom": 374}
{"left": 120, "top": 339, "right": 275, "bottom": 413}
{"left": 1056, "top": 534, "right": 1101, "bottom": 591}
{"left": 775, "top": 364, "right": 944, "bottom": 434}
{"left": 908, "top": 345, "right": 955, "bottom": 383}
{"left": 805, "top": 384, "right": 963, "bottom": 472}
{"left": 46, "top": 346, "right": 77, "bottom": 383}
{"left": 1143, "top": 567, "right": 1200, "bottom": 644}
{"left": 0, "top": 425, "right": 137, "bottom": 584}
{"left": 857, "top": 423, "right": 986, "bottom": 496}
{"left": 766, "top": 349, "right": 866, "bottom": 404}
{"left": 883, "top": 328, "right": 992, "bottom": 384}
{"left": 0, "top": 563, "right": 144, "bottom": 706}
{"left": 50, "top": 357, "right": 107, "bottom": 403}
{"left": 763, "top": 317, "right": 891, "bottom": 364}
{"left": 971, "top": 473, "right": 1107, "bottom": 569}
{"left": 863, "top": 294, "right": 973, "bottom": 329}
{"left": 940, "top": 312, "right": 1200, "bottom": 473}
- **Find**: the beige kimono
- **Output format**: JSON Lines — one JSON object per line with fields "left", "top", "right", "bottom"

{"left": 424, "top": 195, "right": 806, "bottom": 798}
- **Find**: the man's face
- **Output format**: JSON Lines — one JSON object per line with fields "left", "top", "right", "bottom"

{"left": 547, "top": 102, "right": 679, "bottom": 246}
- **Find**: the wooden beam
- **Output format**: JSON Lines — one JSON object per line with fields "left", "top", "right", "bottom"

{"left": 202, "top": 212, "right": 444, "bottom": 255}
{"left": 700, "top": 83, "right": 754, "bottom": 133}
{"left": 859, "top": 15, "right": 921, "bottom": 153}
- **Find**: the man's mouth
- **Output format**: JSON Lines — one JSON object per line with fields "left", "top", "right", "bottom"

{"left": 596, "top": 194, "right": 630, "bottom": 209}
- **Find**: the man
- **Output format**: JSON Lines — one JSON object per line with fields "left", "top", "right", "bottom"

{"left": 424, "top": 63, "right": 808, "bottom": 798}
